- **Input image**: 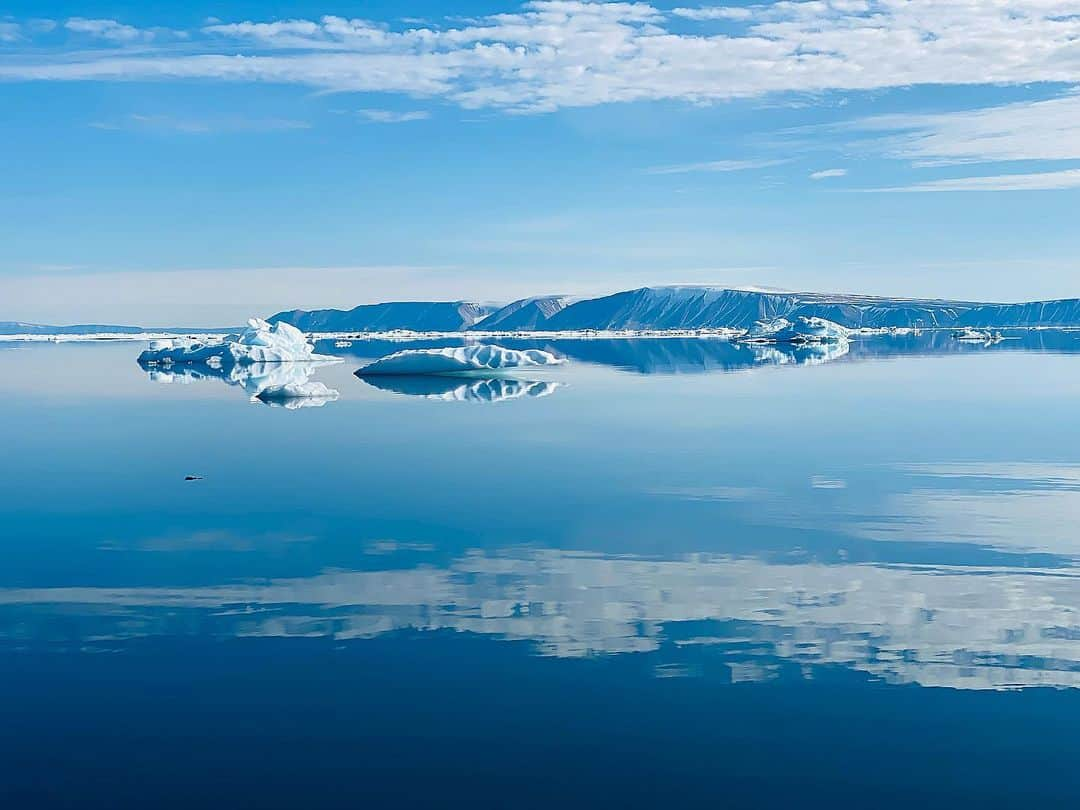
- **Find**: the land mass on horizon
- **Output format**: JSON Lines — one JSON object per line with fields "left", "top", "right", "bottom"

{"left": 6, "top": 286, "right": 1080, "bottom": 335}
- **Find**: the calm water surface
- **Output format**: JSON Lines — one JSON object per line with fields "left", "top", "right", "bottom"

{"left": 3, "top": 334, "right": 1080, "bottom": 807}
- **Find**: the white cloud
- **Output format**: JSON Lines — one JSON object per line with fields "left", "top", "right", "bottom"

{"left": 27, "top": 19, "right": 57, "bottom": 34}
{"left": 868, "top": 168, "right": 1080, "bottom": 193}
{"left": 854, "top": 92, "right": 1080, "bottom": 166}
{"left": 810, "top": 168, "right": 847, "bottom": 179}
{"left": 89, "top": 113, "right": 311, "bottom": 133}
{"left": 646, "top": 158, "right": 787, "bottom": 174}
{"left": 0, "top": 2, "right": 1074, "bottom": 113}
{"left": 357, "top": 109, "right": 431, "bottom": 123}
{"left": 671, "top": 6, "right": 754, "bottom": 20}
{"left": 64, "top": 18, "right": 155, "bottom": 43}
{"left": 0, "top": 22, "right": 21, "bottom": 42}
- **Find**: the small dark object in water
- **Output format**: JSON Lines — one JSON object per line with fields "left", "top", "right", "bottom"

{"left": 184, "top": 475, "right": 203, "bottom": 481}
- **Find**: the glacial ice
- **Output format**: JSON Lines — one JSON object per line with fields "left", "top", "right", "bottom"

{"left": 360, "top": 376, "right": 561, "bottom": 402}
{"left": 138, "top": 318, "right": 333, "bottom": 366}
{"left": 739, "top": 316, "right": 849, "bottom": 345}
{"left": 356, "top": 344, "right": 565, "bottom": 376}
{"left": 256, "top": 380, "right": 340, "bottom": 408}
{"left": 952, "top": 327, "right": 1004, "bottom": 344}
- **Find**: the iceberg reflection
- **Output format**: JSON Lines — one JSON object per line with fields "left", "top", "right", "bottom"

{"left": 740, "top": 340, "right": 850, "bottom": 367}
{"left": 323, "top": 329, "right": 1076, "bottom": 375}
{"left": 6, "top": 546, "right": 1080, "bottom": 690}
{"left": 359, "top": 375, "right": 561, "bottom": 402}
{"left": 139, "top": 359, "right": 340, "bottom": 407}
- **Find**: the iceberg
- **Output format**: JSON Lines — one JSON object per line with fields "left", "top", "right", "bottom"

{"left": 738, "top": 316, "right": 849, "bottom": 345}
{"left": 138, "top": 318, "right": 333, "bottom": 366}
{"left": 356, "top": 344, "right": 565, "bottom": 376}
{"left": 256, "top": 381, "right": 340, "bottom": 408}
{"left": 359, "top": 375, "right": 560, "bottom": 402}
{"left": 952, "top": 327, "right": 1004, "bottom": 344}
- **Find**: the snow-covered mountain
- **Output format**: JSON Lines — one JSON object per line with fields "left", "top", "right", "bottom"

{"left": 471, "top": 296, "right": 570, "bottom": 330}
{"left": 10, "top": 287, "right": 1080, "bottom": 337}
{"left": 541, "top": 287, "right": 983, "bottom": 330}
{"left": 462, "top": 287, "right": 1080, "bottom": 331}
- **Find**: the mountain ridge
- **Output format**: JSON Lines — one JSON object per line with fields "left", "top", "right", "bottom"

{"left": 9, "top": 286, "right": 1080, "bottom": 335}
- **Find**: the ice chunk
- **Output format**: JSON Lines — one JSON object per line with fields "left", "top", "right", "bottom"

{"left": 256, "top": 380, "right": 340, "bottom": 406}
{"left": 360, "top": 375, "right": 560, "bottom": 402}
{"left": 138, "top": 318, "right": 333, "bottom": 366}
{"left": 952, "top": 328, "right": 1004, "bottom": 344}
{"left": 356, "top": 344, "right": 565, "bottom": 376}
{"left": 739, "top": 316, "right": 849, "bottom": 345}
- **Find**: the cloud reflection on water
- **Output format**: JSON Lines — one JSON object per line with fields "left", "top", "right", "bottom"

{"left": 4, "top": 542, "right": 1080, "bottom": 690}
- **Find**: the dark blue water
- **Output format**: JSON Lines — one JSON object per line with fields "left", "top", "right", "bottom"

{"left": 4, "top": 334, "right": 1080, "bottom": 807}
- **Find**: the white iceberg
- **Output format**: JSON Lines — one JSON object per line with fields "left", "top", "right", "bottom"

{"left": 256, "top": 380, "right": 340, "bottom": 407}
{"left": 739, "top": 316, "right": 849, "bottom": 345}
{"left": 952, "top": 327, "right": 1004, "bottom": 344}
{"left": 356, "top": 344, "right": 566, "bottom": 376}
{"left": 138, "top": 318, "right": 333, "bottom": 366}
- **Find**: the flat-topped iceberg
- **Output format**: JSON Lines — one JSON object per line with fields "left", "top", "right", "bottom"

{"left": 739, "top": 316, "right": 849, "bottom": 345}
{"left": 356, "top": 344, "right": 565, "bottom": 376}
{"left": 138, "top": 318, "right": 333, "bottom": 366}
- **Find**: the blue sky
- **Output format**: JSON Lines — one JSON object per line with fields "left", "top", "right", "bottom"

{"left": 2, "top": 1, "right": 1080, "bottom": 324}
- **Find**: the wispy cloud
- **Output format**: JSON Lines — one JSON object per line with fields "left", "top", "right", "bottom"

{"left": 0, "top": 3, "right": 1078, "bottom": 113}
{"left": 357, "top": 109, "right": 431, "bottom": 123}
{"left": 646, "top": 158, "right": 788, "bottom": 175}
{"left": 89, "top": 113, "right": 311, "bottom": 133}
{"left": 64, "top": 18, "right": 155, "bottom": 43}
{"left": 852, "top": 92, "right": 1080, "bottom": 166}
{"left": 0, "top": 22, "right": 22, "bottom": 42}
{"left": 866, "top": 168, "right": 1080, "bottom": 193}
{"left": 810, "top": 168, "right": 847, "bottom": 180}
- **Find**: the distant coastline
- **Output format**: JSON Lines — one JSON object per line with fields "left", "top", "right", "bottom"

{"left": 7, "top": 285, "right": 1080, "bottom": 338}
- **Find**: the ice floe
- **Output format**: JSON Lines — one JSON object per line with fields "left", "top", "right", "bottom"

{"left": 138, "top": 318, "right": 334, "bottom": 366}
{"left": 256, "top": 381, "right": 340, "bottom": 409}
{"left": 356, "top": 344, "right": 565, "bottom": 376}
{"left": 952, "top": 327, "right": 1004, "bottom": 344}
{"left": 738, "top": 316, "right": 849, "bottom": 345}
{"left": 360, "top": 375, "right": 561, "bottom": 402}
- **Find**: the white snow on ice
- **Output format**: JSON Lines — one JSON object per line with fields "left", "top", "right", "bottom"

{"left": 356, "top": 344, "right": 565, "bottom": 376}
{"left": 739, "top": 316, "right": 849, "bottom": 345}
{"left": 138, "top": 318, "right": 334, "bottom": 365}
{"left": 256, "top": 380, "right": 340, "bottom": 408}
